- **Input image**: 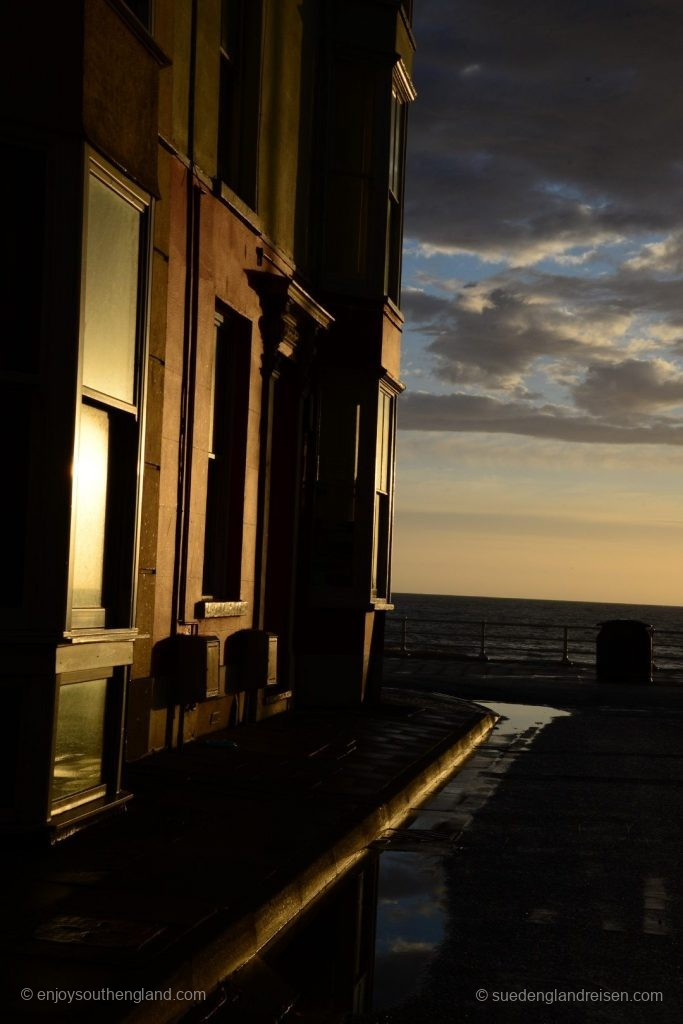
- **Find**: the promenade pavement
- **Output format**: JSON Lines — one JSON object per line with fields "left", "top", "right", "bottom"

{"left": 383, "top": 653, "right": 683, "bottom": 709}
{"left": 367, "top": 657, "right": 683, "bottom": 1022}
{"left": 1, "top": 689, "right": 495, "bottom": 1022}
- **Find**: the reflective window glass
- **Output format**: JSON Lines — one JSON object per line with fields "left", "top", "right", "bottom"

{"left": 71, "top": 403, "right": 109, "bottom": 615}
{"left": 52, "top": 677, "right": 107, "bottom": 803}
{"left": 82, "top": 176, "right": 140, "bottom": 404}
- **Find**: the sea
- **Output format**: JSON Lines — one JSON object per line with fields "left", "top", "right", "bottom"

{"left": 385, "top": 593, "right": 683, "bottom": 670}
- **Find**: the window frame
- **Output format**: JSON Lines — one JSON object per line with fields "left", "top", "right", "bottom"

{"left": 66, "top": 152, "right": 151, "bottom": 636}
{"left": 384, "top": 62, "right": 415, "bottom": 305}
{"left": 201, "top": 307, "right": 251, "bottom": 604}
{"left": 217, "top": 0, "right": 263, "bottom": 209}
{"left": 49, "top": 663, "right": 128, "bottom": 816}
{"left": 371, "top": 384, "right": 397, "bottom": 603}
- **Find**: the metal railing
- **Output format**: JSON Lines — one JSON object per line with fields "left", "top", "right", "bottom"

{"left": 384, "top": 615, "right": 683, "bottom": 669}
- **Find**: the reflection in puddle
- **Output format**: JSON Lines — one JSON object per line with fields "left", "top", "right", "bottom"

{"left": 372, "top": 851, "right": 446, "bottom": 1010}
{"left": 371, "top": 702, "right": 570, "bottom": 1012}
{"left": 642, "top": 876, "right": 670, "bottom": 936}
{"left": 216, "top": 703, "right": 569, "bottom": 1021}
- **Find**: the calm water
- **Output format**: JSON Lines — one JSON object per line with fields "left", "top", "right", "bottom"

{"left": 386, "top": 593, "right": 683, "bottom": 668}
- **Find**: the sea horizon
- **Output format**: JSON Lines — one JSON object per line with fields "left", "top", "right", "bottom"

{"left": 392, "top": 590, "right": 683, "bottom": 612}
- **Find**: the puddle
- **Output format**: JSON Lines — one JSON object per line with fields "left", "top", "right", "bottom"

{"left": 216, "top": 703, "right": 571, "bottom": 1021}
{"left": 371, "top": 702, "right": 570, "bottom": 1012}
{"left": 372, "top": 851, "right": 447, "bottom": 1010}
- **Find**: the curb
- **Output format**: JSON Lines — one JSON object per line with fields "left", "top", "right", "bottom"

{"left": 125, "top": 703, "right": 498, "bottom": 1023}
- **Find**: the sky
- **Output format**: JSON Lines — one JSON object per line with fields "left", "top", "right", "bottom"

{"left": 393, "top": 0, "right": 683, "bottom": 605}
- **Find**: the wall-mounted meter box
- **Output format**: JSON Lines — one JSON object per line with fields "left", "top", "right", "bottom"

{"left": 171, "top": 634, "right": 220, "bottom": 703}
{"left": 226, "top": 630, "right": 278, "bottom": 692}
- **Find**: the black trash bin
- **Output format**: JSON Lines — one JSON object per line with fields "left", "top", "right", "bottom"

{"left": 596, "top": 619, "right": 654, "bottom": 684}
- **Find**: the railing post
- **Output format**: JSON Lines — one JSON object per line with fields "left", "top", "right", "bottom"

{"left": 478, "top": 620, "right": 488, "bottom": 661}
{"left": 561, "top": 625, "right": 571, "bottom": 665}
{"left": 401, "top": 616, "right": 408, "bottom": 655}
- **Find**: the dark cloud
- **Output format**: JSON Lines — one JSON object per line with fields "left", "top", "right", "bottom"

{"left": 402, "top": 267, "right": 683, "bottom": 389}
{"left": 407, "top": 0, "right": 683, "bottom": 261}
{"left": 402, "top": 2, "right": 683, "bottom": 443}
{"left": 398, "top": 390, "right": 683, "bottom": 445}
{"left": 428, "top": 287, "right": 591, "bottom": 385}
{"left": 572, "top": 359, "right": 683, "bottom": 414}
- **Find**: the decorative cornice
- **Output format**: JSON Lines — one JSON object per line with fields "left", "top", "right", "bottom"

{"left": 288, "top": 280, "right": 335, "bottom": 331}
{"left": 246, "top": 271, "right": 335, "bottom": 368}
{"left": 380, "top": 370, "right": 406, "bottom": 395}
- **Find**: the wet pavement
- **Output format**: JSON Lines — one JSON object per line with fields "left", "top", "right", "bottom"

{"left": 4, "top": 658, "right": 682, "bottom": 1021}
{"left": 214, "top": 685, "right": 682, "bottom": 1021}
{"left": 356, "top": 663, "right": 683, "bottom": 1021}
{"left": 370, "top": 702, "right": 571, "bottom": 1014}
{"left": 383, "top": 654, "right": 683, "bottom": 708}
{"left": 1, "top": 689, "right": 494, "bottom": 1022}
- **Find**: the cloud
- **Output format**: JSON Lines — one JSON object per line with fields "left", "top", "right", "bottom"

{"left": 389, "top": 939, "right": 437, "bottom": 954}
{"left": 402, "top": 260, "right": 683, "bottom": 393}
{"left": 398, "top": 390, "right": 683, "bottom": 445}
{"left": 407, "top": 0, "right": 683, "bottom": 264}
{"left": 572, "top": 358, "right": 683, "bottom": 414}
{"left": 624, "top": 232, "right": 683, "bottom": 273}
{"left": 400, "top": 2, "right": 683, "bottom": 447}
{"left": 425, "top": 285, "right": 595, "bottom": 386}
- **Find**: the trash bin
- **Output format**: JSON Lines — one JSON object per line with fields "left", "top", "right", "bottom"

{"left": 596, "top": 619, "right": 654, "bottom": 684}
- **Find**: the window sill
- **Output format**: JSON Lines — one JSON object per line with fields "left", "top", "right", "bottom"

{"left": 195, "top": 600, "right": 249, "bottom": 620}
{"left": 49, "top": 790, "right": 133, "bottom": 840}
{"left": 62, "top": 628, "right": 143, "bottom": 644}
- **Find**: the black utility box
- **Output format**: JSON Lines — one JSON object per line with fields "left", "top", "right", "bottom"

{"left": 170, "top": 633, "right": 221, "bottom": 703}
{"left": 596, "top": 619, "right": 654, "bottom": 684}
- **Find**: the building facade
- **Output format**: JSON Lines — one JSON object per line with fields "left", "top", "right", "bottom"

{"left": 1, "top": 0, "right": 415, "bottom": 837}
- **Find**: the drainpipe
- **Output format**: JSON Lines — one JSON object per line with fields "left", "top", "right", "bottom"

{"left": 168, "top": 0, "right": 200, "bottom": 750}
{"left": 252, "top": 344, "right": 279, "bottom": 632}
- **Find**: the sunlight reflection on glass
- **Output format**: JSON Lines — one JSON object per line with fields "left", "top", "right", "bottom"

{"left": 52, "top": 678, "right": 107, "bottom": 802}
{"left": 71, "top": 404, "right": 109, "bottom": 611}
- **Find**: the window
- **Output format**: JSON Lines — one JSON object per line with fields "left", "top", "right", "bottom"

{"left": 371, "top": 388, "right": 395, "bottom": 601}
{"left": 218, "top": 0, "right": 262, "bottom": 207}
{"left": 70, "top": 160, "right": 149, "bottom": 630}
{"left": 202, "top": 309, "right": 250, "bottom": 601}
{"left": 52, "top": 674, "right": 108, "bottom": 806}
{"left": 385, "top": 84, "right": 407, "bottom": 303}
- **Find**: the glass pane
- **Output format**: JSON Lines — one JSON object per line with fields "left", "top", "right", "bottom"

{"left": 389, "top": 90, "right": 405, "bottom": 197}
{"left": 376, "top": 391, "right": 392, "bottom": 492}
{"left": 72, "top": 404, "right": 109, "bottom": 612}
{"left": 82, "top": 175, "right": 140, "bottom": 404}
{"left": 52, "top": 677, "right": 107, "bottom": 803}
